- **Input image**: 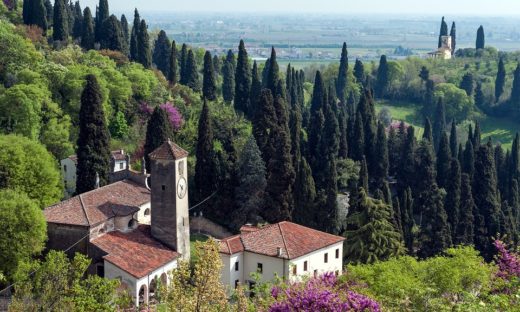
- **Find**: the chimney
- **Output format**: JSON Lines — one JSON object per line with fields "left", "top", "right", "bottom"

{"left": 120, "top": 149, "right": 124, "bottom": 155}
{"left": 277, "top": 247, "right": 283, "bottom": 257}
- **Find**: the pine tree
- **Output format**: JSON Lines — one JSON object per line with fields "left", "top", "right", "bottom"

{"left": 450, "top": 120, "right": 458, "bottom": 158}
{"left": 473, "top": 144, "right": 500, "bottom": 259}
{"left": 80, "top": 7, "right": 94, "bottom": 50}
{"left": 438, "top": 16, "right": 448, "bottom": 48}
{"left": 53, "top": 0, "right": 68, "bottom": 41}
{"left": 511, "top": 64, "right": 520, "bottom": 106}
{"left": 137, "top": 19, "right": 152, "bottom": 68}
{"left": 354, "top": 59, "right": 365, "bottom": 84}
{"left": 265, "top": 47, "right": 279, "bottom": 96}
{"left": 101, "top": 15, "right": 124, "bottom": 52}
{"left": 185, "top": 49, "right": 200, "bottom": 91}
{"left": 460, "top": 72, "right": 474, "bottom": 97}
{"left": 436, "top": 132, "right": 451, "bottom": 189}
{"left": 445, "top": 158, "right": 461, "bottom": 241}
{"left": 433, "top": 98, "right": 446, "bottom": 150}
{"left": 168, "top": 40, "right": 178, "bottom": 85}
{"left": 232, "top": 136, "right": 266, "bottom": 230}
{"left": 222, "top": 50, "right": 235, "bottom": 103}
{"left": 495, "top": 57, "right": 506, "bottom": 102}
{"left": 375, "top": 55, "right": 389, "bottom": 98}
{"left": 95, "top": 0, "right": 109, "bottom": 43}
{"left": 76, "top": 74, "right": 110, "bottom": 194}
{"left": 456, "top": 173, "right": 475, "bottom": 245}
{"left": 476, "top": 25, "right": 485, "bottom": 50}
{"left": 345, "top": 188, "right": 404, "bottom": 264}
{"left": 374, "top": 122, "right": 389, "bottom": 188}
{"left": 152, "top": 30, "right": 171, "bottom": 78}
{"left": 450, "top": 22, "right": 456, "bottom": 55}
{"left": 423, "top": 118, "right": 433, "bottom": 143}
{"left": 144, "top": 106, "right": 172, "bottom": 172}
{"left": 195, "top": 100, "right": 217, "bottom": 201}
{"left": 234, "top": 40, "right": 252, "bottom": 115}
{"left": 129, "top": 9, "right": 140, "bottom": 61}
{"left": 337, "top": 42, "right": 349, "bottom": 105}
{"left": 202, "top": 51, "right": 217, "bottom": 101}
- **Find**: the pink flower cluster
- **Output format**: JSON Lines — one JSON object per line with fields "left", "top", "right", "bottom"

{"left": 269, "top": 272, "right": 380, "bottom": 312}
{"left": 494, "top": 240, "right": 520, "bottom": 280}
{"left": 139, "top": 102, "right": 184, "bottom": 131}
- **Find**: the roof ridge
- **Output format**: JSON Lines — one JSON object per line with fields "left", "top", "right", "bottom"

{"left": 78, "top": 194, "right": 91, "bottom": 226}
{"left": 278, "top": 222, "right": 290, "bottom": 259}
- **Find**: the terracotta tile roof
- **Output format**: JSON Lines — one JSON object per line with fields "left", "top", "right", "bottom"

{"left": 149, "top": 140, "right": 189, "bottom": 160}
{"left": 91, "top": 225, "right": 179, "bottom": 278}
{"left": 219, "top": 222, "right": 345, "bottom": 260}
{"left": 44, "top": 180, "right": 150, "bottom": 227}
{"left": 239, "top": 224, "right": 261, "bottom": 234}
{"left": 68, "top": 155, "right": 78, "bottom": 164}
{"left": 65, "top": 150, "right": 127, "bottom": 163}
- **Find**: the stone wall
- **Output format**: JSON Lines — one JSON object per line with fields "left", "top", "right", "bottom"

{"left": 46, "top": 223, "right": 89, "bottom": 257}
{"left": 190, "top": 216, "right": 232, "bottom": 239}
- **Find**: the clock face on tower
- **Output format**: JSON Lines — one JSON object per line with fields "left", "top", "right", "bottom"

{"left": 177, "top": 177, "right": 187, "bottom": 199}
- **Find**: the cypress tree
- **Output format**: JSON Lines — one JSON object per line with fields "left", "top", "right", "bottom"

{"left": 433, "top": 97, "right": 446, "bottom": 150}
{"left": 144, "top": 106, "right": 172, "bottom": 172}
{"left": 358, "top": 89, "right": 377, "bottom": 175}
{"left": 67, "top": 1, "right": 74, "bottom": 37}
{"left": 35, "top": 0, "right": 48, "bottom": 31}
{"left": 473, "top": 144, "right": 501, "bottom": 259}
{"left": 288, "top": 68, "right": 303, "bottom": 168}
{"left": 460, "top": 72, "right": 474, "bottom": 97}
{"left": 53, "top": 0, "right": 68, "bottom": 41}
{"left": 352, "top": 111, "right": 365, "bottom": 162}
{"left": 475, "top": 82, "right": 485, "bottom": 109}
{"left": 463, "top": 139, "right": 475, "bottom": 178}
{"left": 374, "top": 122, "right": 389, "bottom": 188}
{"left": 101, "top": 15, "right": 124, "bottom": 52}
{"left": 253, "top": 89, "right": 278, "bottom": 165}
{"left": 511, "top": 64, "right": 520, "bottom": 106}
{"left": 152, "top": 30, "right": 171, "bottom": 78}
{"left": 120, "top": 14, "right": 129, "bottom": 48}
{"left": 293, "top": 158, "right": 317, "bottom": 228}
{"left": 436, "top": 132, "right": 451, "bottom": 189}
{"left": 179, "top": 44, "right": 188, "bottom": 85}
{"left": 359, "top": 157, "right": 369, "bottom": 193}
{"left": 168, "top": 40, "right": 178, "bottom": 86}
{"left": 265, "top": 47, "right": 279, "bottom": 96}
{"left": 95, "top": 0, "right": 109, "bottom": 43}
{"left": 195, "top": 100, "right": 217, "bottom": 201}
{"left": 375, "top": 55, "right": 389, "bottom": 98}
{"left": 419, "top": 66, "right": 430, "bottom": 82}
{"left": 129, "top": 9, "right": 140, "bottom": 61}
{"left": 250, "top": 61, "right": 261, "bottom": 115}
{"left": 23, "top": 0, "right": 31, "bottom": 25}
{"left": 473, "top": 122, "right": 482, "bottom": 149}
{"left": 511, "top": 133, "right": 520, "bottom": 181}
{"left": 450, "top": 22, "right": 456, "bottom": 55}
{"left": 137, "top": 19, "right": 152, "bottom": 68}
{"left": 510, "top": 179, "right": 520, "bottom": 233}
{"left": 308, "top": 71, "right": 326, "bottom": 174}
{"left": 445, "top": 158, "right": 461, "bottom": 240}
{"left": 495, "top": 58, "right": 506, "bottom": 102}
{"left": 476, "top": 25, "right": 485, "bottom": 50}
{"left": 456, "top": 173, "right": 475, "bottom": 245}
{"left": 80, "top": 7, "right": 94, "bottom": 50}
{"left": 76, "top": 74, "right": 110, "bottom": 194}
{"left": 397, "top": 126, "right": 416, "bottom": 192}
{"left": 71, "top": 1, "right": 82, "bottom": 39}
{"left": 222, "top": 50, "right": 235, "bottom": 103}
{"left": 423, "top": 118, "right": 433, "bottom": 143}
{"left": 45, "top": 0, "right": 53, "bottom": 27}
{"left": 354, "top": 59, "right": 365, "bottom": 84}
{"left": 402, "top": 187, "right": 416, "bottom": 253}
{"left": 450, "top": 120, "right": 458, "bottom": 158}
{"left": 337, "top": 42, "right": 349, "bottom": 105}
{"left": 212, "top": 55, "right": 221, "bottom": 77}
{"left": 202, "top": 51, "right": 217, "bottom": 101}
{"left": 234, "top": 40, "right": 252, "bottom": 115}
{"left": 338, "top": 106, "right": 348, "bottom": 159}
{"left": 423, "top": 79, "right": 435, "bottom": 118}
{"left": 438, "top": 16, "right": 448, "bottom": 48}
{"left": 185, "top": 49, "right": 200, "bottom": 91}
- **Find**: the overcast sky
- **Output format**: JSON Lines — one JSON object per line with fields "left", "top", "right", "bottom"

{"left": 79, "top": 0, "right": 520, "bottom": 16}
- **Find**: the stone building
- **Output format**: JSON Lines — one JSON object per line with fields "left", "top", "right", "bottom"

{"left": 427, "top": 35, "right": 453, "bottom": 60}
{"left": 45, "top": 140, "right": 190, "bottom": 306}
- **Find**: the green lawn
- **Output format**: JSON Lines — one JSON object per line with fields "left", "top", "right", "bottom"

{"left": 375, "top": 100, "right": 520, "bottom": 150}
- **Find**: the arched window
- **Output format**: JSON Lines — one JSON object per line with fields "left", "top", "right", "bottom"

{"left": 144, "top": 208, "right": 150, "bottom": 216}
{"left": 128, "top": 219, "right": 136, "bottom": 229}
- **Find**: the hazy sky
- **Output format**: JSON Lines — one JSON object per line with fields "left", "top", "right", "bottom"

{"left": 80, "top": 0, "right": 520, "bottom": 15}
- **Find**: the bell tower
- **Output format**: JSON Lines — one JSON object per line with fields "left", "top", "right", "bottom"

{"left": 148, "top": 140, "right": 190, "bottom": 260}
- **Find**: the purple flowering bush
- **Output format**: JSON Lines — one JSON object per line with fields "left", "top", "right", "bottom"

{"left": 494, "top": 240, "right": 520, "bottom": 280}
{"left": 139, "top": 102, "right": 184, "bottom": 131}
{"left": 269, "top": 272, "right": 380, "bottom": 312}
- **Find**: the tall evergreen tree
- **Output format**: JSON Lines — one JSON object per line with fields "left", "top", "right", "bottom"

{"left": 250, "top": 61, "right": 261, "bottom": 115}
{"left": 359, "top": 156, "right": 369, "bottom": 193}
{"left": 265, "top": 47, "right": 279, "bottom": 96}
{"left": 511, "top": 64, "right": 520, "bottom": 106}
{"left": 402, "top": 187, "right": 416, "bottom": 253}
{"left": 101, "top": 15, "right": 124, "bottom": 52}
{"left": 129, "top": 9, "right": 140, "bottom": 61}
{"left": 76, "top": 74, "right": 110, "bottom": 194}
{"left": 495, "top": 57, "right": 506, "bottom": 102}
{"left": 374, "top": 122, "right": 389, "bottom": 188}
{"left": 423, "top": 118, "right": 433, "bottom": 143}
{"left": 95, "top": 0, "right": 109, "bottom": 43}
{"left": 202, "top": 51, "right": 217, "bottom": 101}
{"left": 456, "top": 173, "right": 475, "bottom": 245}
{"left": 52, "top": 0, "right": 68, "bottom": 41}
{"left": 222, "top": 50, "right": 235, "bottom": 103}
{"left": 234, "top": 40, "right": 252, "bottom": 115}
{"left": 476, "top": 25, "right": 485, "bottom": 50}
{"left": 460, "top": 72, "right": 474, "bottom": 97}
{"left": 80, "top": 7, "right": 94, "bottom": 50}
{"left": 185, "top": 49, "right": 200, "bottom": 91}
{"left": 438, "top": 16, "right": 448, "bottom": 48}
{"left": 423, "top": 79, "right": 435, "bottom": 118}
{"left": 473, "top": 122, "right": 482, "bottom": 149}
{"left": 143, "top": 106, "right": 172, "bottom": 172}
{"left": 352, "top": 111, "right": 365, "bottom": 162}
{"left": 308, "top": 71, "right": 326, "bottom": 174}
{"left": 433, "top": 97, "right": 446, "bottom": 150}
{"left": 23, "top": 0, "right": 48, "bottom": 31}
{"left": 450, "top": 120, "right": 458, "bottom": 159}
{"left": 120, "top": 14, "right": 129, "bottom": 47}
{"left": 375, "top": 55, "right": 389, "bottom": 98}
{"left": 288, "top": 68, "right": 303, "bottom": 168}
{"left": 178, "top": 44, "right": 188, "bottom": 85}
{"left": 337, "top": 42, "right": 349, "bottom": 105}
{"left": 253, "top": 89, "right": 278, "bottom": 165}
{"left": 212, "top": 55, "right": 221, "bottom": 77}
{"left": 152, "top": 30, "right": 171, "bottom": 78}
{"left": 293, "top": 158, "right": 317, "bottom": 228}
{"left": 397, "top": 126, "right": 416, "bottom": 192}
{"left": 463, "top": 139, "right": 475, "bottom": 178}
{"left": 71, "top": 1, "right": 82, "bottom": 39}
{"left": 445, "top": 158, "right": 461, "bottom": 241}
{"left": 167, "top": 40, "right": 178, "bottom": 85}
{"left": 353, "top": 59, "right": 365, "bottom": 84}
{"left": 436, "top": 132, "right": 451, "bottom": 189}
{"left": 137, "top": 19, "right": 152, "bottom": 68}
{"left": 450, "top": 21, "right": 456, "bottom": 55}
{"left": 195, "top": 100, "right": 217, "bottom": 201}
{"left": 475, "top": 82, "right": 485, "bottom": 110}
{"left": 44, "top": 0, "right": 53, "bottom": 27}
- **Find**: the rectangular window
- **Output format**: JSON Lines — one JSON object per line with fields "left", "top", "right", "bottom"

{"left": 313, "top": 269, "right": 318, "bottom": 277}
{"left": 324, "top": 253, "right": 328, "bottom": 263}
{"left": 119, "top": 162, "right": 123, "bottom": 169}
{"left": 335, "top": 248, "right": 340, "bottom": 259}
{"left": 304, "top": 261, "right": 308, "bottom": 271}
{"left": 235, "top": 280, "right": 239, "bottom": 289}
{"left": 292, "top": 265, "right": 297, "bottom": 275}
{"left": 63, "top": 165, "right": 67, "bottom": 172}
{"left": 162, "top": 185, "right": 166, "bottom": 191}
{"left": 257, "top": 263, "right": 263, "bottom": 274}
{"left": 235, "top": 261, "right": 239, "bottom": 271}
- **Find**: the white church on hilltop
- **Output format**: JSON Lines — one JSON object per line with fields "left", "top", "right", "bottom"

{"left": 44, "top": 140, "right": 345, "bottom": 306}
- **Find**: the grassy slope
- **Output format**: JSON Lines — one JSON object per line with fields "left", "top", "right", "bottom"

{"left": 376, "top": 101, "right": 520, "bottom": 150}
